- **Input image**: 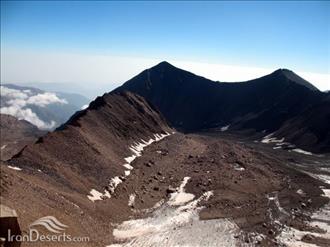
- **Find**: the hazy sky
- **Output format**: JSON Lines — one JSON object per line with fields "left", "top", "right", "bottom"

{"left": 1, "top": 1, "right": 329, "bottom": 97}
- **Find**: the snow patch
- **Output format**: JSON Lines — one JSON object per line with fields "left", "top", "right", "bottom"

{"left": 128, "top": 194, "right": 136, "bottom": 207}
{"left": 107, "top": 187, "right": 238, "bottom": 247}
{"left": 291, "top": 149, "right": 313, "bottom": 156}
{"left": 220, "top": 125, "right": 230, "bottom": 132}
{"left": 1, "top": 144, "right": 7, "bottom": 150}
{"left": 233, "top": 163, "right": 245, "bottom": 171}
{"left": 303, "top": 172, "right": 330, "bottom": 185}
{"left": 261, "top": 133, "right": 284, "bottom": 144}
{"left": 108, "top": 176, "right": 123, "bottom": 194}
{"left": 296, "top": 189, "right": 305, "bottom": 196}
{"left": 123, "top": 164, "right": 133, "bottom": 170}
{"left": 7, "top": 165, "right": 22, "bottom": 171}
{"left": 168, "top": 177, "right": 195, "bottom": 206}
{"left": 267, "top": 192, "right": 289, "bottom": 223}
{"left": 87, "top": 189, "right": 104, "bottom": 202}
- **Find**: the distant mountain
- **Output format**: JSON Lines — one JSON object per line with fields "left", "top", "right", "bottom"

{"left": 0, "top": 114, "right": 45, "bottom": 160}
{"left": 115, "top": 61, "right": 327, "bottom": 152}
{"left": 14, "top": 82, "right": 108, "bottom": 99}
{"left": 0, "top": 84, "right": 90, "bottom": 130}
{"left": 116, "top": 62, "right": 323, "bottom": 131}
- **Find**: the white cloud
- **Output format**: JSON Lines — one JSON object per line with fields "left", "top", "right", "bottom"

{"left": 26, "top": 92, "right": 67, "bottom": 107}
{"left": 1, "top": 86, "right": 67, "bottom": 107}
{"left": 0, "top": 86, "right": 67, "bottom": 129}
{"left": 0, "top": 106, "right": 56, "bottom": 129}
{"left": 1, "top": 86, "right": 29, "bottom": 100}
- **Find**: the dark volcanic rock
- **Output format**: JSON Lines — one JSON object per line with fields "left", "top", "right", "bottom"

{"left": 115, "top": 62, "right": 328, "bottom": 152}
{"left": 275, "top": 93, "right": 330, "bottom": 153}
{"left": 115, "top": 62, "right": 323, "bottom": 132}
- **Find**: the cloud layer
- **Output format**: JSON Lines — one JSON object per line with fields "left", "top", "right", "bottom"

{"left": 0, "top": 86, "right": 67, "bottom": 129}
{"left": 1, "top": 50, "right": 329, "bottom": 93}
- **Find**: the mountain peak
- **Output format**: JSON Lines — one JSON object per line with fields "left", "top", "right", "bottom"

{"left": 158, "top": 61, "right": 172, "bottom": 66}
{"left": 153, "top": 61, "right": 176, "bottom": 70}
{"left": 273, "top": 68, "right": 293, "bottom": 74}
{"left": 271, "top": 68, "right": 318, "bottom": 91}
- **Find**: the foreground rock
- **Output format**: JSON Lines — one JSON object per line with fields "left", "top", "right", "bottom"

{"left": 1, "top": 91, "right": 171, "bottom": 246}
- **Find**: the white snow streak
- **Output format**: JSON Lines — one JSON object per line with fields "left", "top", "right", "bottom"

{"left": 291, "top": 149, "right": 313, "bottom": 156}
{"left": 87, "top": 132, "right": 171, "bottom": 202}
{"left": 220, "top": 125, "right": 230, "bottom": 132}
{"left": 168, "top": 177, "right": 195, "bottom": 206}
{"left": 261, "top": 133, "right": 284, "bottom": 144}
{"left": 7, "top": 165, "right": 22, "bottom": 171}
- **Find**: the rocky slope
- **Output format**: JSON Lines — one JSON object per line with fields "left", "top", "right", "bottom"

{"left": 274, "top": 93, "right": 330, "bottom": 153}
{"left": 0, "top": 114, "right": 45, "bottom": 161}
{"left": 1, "top": 91, "right": 171, "bottom": 246}
{"left": 6, "top": 91, "right": 171, "bottom": 194}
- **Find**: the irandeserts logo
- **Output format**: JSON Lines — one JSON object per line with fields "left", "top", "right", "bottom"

{"left": 8, "top": 216, "right": 89, "bottom": 243}
{"left": 29, "top": 216, "right": 68, "bottom": 233}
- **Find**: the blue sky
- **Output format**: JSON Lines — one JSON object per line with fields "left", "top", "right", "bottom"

{"left": 1, "top": 1, "right": 329, "bottom": 95}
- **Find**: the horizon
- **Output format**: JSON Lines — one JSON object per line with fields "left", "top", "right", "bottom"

{"left": 1, "top": 1, "right": 329, "bottom": 97}
{"left": 1, "top": 59, "right": 329, "bottom": 98}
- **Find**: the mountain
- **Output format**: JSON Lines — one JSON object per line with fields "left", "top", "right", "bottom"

{"left": 8, "top": 91, "right": 171, "bottom": 183}
{"left": 115, "top": 61, "right": 327, "bottom": 151}
{"left": 274, "top": 93, "right": 330, "bottom": 153}
{"left": 2, "top": 91, "right": 171, "bottom": 245}
{"left": 53, "top": 91, "right": 90, "bottom": 109}
{"left": 273, "top": 68, "right": 319, "bottom": 91}
{"left": 0, "top": 84, "right": 90, "bottom": 130}
{"left": 0, "top": 114, "right": 45, "bottom": 160}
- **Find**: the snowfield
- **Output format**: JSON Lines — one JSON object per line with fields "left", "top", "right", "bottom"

{"left": 107, "top": 177, "right": 239, "bottom": 247}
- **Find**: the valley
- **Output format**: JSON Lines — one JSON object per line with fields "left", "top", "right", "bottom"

{"left": 2, "top": 130, "right": 330, "bottom": 246}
